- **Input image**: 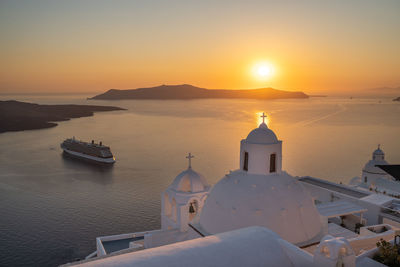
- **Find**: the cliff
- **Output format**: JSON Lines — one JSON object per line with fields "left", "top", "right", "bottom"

{"left": 0, "top": 100, "right": 124, "bottom": 133}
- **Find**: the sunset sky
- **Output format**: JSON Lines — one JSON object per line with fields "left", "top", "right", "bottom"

{"left": 0, "top": 0, "right": 399, "bottom": 95}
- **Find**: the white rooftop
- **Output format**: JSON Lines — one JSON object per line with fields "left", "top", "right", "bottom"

{"left": 317, "top": 200, "right": 367, "bottom": 218}
{"left": 302, "top": 223, "right": 358, "bottom": 255}
{"left": 67, "top": 227, "right": 305, "bottom": 267}
{"left": 360, "top": 193, "right": 394, "bottom": 206}
{"left": 327, "top": 223, "right": 359, "bottom": 239}
{"left": 356, "top": 257, "right": 387, "bottom": 267}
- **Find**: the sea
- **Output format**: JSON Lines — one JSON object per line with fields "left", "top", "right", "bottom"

{"left": 0, "top": 94, "right": 399, "bottom": 266}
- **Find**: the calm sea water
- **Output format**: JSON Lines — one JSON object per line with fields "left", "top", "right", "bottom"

{"left": 0, "top": 95, "right": 399, "bottom": 266}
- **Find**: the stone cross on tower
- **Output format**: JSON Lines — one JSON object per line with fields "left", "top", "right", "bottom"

{"left": 186, "top": 153, "right": 194, "bottom": 169}
{"left": 260, "top": 113, "right": 267, "bottom": 124}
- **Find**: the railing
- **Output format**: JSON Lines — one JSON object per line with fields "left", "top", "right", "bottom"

{"left": 96, "top": 229, "right": 164, "bottom": 256}
{"left": 348, "top": 228, "right": 395, "bottom": 255}
{"left": 299, "top": 176, "right": 370, "bottom": 199}
{"left": 85, "top": 251, "right": 97, "bottom": 260}
{"left": 96, "top": 238, "right": 107, "bottom": 256}
{"left": 381, "top": 207, "right": 400, "bottom": 218}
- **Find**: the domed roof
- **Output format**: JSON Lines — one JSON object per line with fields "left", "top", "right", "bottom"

{"left": 246, "top": 123, "right": 278, "bottom": 144}
{"left": 196, "top": 171, "right": 324, "bottom": 246}
{"left": 363, "top": 145, "right": 388, "bottom": 175}
{"left": 169, "top": 168, "right": 209, "bottom": 193}
{"left": 373, "top": 147, "right": 384, "bottom": 156}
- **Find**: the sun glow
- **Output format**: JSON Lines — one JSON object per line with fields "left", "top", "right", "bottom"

{"left": 253, "top": 62, "right": 276, "bottom": 80}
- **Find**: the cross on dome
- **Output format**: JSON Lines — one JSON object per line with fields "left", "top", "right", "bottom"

{"left": 260, "top": 113, "right": 267, "bottom": 124}
{"left": 186, "top": 153, "right": 194, "bottom": 169}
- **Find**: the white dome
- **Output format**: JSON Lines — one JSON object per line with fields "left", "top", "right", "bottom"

{"left": 246, "top": 123, "right": 278, "bottom": 144}
{"left": 169, "top": 168, "right": 209, "bottom": 193}
{"left": 373, "top": 148, "right": 384, "bottom": 155}
{"left": 363, "top": 146, "right": 388, "bottom": 175}
{"left": 197, "top": 171, "right": 324, "bottom": 246}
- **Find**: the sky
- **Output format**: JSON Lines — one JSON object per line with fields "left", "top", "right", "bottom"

{"left": 0, "top": 0, "right": 399, "bottom": 95}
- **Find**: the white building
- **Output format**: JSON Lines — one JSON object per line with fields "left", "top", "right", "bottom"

{"left": 191, "top": 118, "right": 325, "bottom": 247}
{"left": 64, "top": 113, "right": 400, "bottom": 267}
{"left": 349, "top": 145, "right": 400, "bottom": 197}
{"left": 161, "top": 152, "right": 210, "bottom": 232}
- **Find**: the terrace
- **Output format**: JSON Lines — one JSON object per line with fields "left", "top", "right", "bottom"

{"left": 94, "top": 230, "right": 163, "bottom": 258}
{"left": 299, "top": 177, "right": 370, "bottom": 199}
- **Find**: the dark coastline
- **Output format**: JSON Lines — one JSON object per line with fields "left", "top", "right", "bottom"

{"left": 90, "top": 84, "right": 309, "bottom": 100}
{"left": 0, "top": 100, "right": 125, "bottom": 133}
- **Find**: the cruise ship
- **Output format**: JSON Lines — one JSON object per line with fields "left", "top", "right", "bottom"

{"left": 60, "top": 137, "right": 115, "bottom": 164}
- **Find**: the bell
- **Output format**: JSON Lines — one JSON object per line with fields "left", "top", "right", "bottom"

{"left": 189, "top": 203, "right": 195, "bottom": 214}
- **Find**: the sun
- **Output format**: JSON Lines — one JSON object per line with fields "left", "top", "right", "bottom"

{"left": 253, "top": 62, "right": 276, "bottom": 80}
{"left": 258, "top": 65, "right": 273, "bottom": 77}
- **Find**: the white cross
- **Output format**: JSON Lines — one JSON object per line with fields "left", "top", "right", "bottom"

{"left": 260, "top": 112, "right": 267, "bottom": 124}
{"left": 186, "top": 153, "right": 194, "bottom": 169}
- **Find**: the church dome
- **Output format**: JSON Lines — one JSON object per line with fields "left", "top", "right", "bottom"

{"left": 363, "top": 145, "right": 388, "bottom": 175}
{"left": 169, "top": 168, "right": 209, "bottom": 193}
{"left": 197, "top": 171, "right": 324, "bottom": 246}
{"left": 373, "top": 147, "right": 384, "bottom": 156}
{"left": 246, "top": 123, "right": 278, "bottom": 144}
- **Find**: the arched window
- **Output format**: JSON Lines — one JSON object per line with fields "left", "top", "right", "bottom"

{"left": 164, "top": 193, "right": 172, "bottom": 216}
{"left": 364, "top": 176, "right": 368, "bottom": 183}
{"left": 270, "top": 153, "right": 276, "bottom": 173}
{"left": 243, "top": 152, "right": 249, "bottom": 171}
{"left": 171, "top": 198, "right": 177, "bottom": 222}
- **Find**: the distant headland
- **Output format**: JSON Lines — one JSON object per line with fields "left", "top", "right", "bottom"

{"left": 393, "top": 97, "right": 400, "bottom": 101}
{"left": 0, "top": 100, "right": 124, "bottom": 133}
{"left": 89, "top": 84, "right": 309, "bottom": 100}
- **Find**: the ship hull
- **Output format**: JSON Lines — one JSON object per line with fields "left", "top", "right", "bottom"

{"left": 61, "top": 147, "right": 115, "bottom": 164}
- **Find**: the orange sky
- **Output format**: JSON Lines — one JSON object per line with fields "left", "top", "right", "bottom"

{"left": 0, "top": 1, "right": 399, "bottom": 95}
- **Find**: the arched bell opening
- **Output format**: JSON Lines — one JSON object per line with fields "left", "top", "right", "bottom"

{"left": 188, "top": 200, "right": 199, "bottom": 221}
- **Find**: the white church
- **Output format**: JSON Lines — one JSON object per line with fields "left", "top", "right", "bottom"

{"left": 349, "top": 145, "right": 400, "bottom": 197}
{"left": 64, "top": 114, "right": 400, "bottom": 267}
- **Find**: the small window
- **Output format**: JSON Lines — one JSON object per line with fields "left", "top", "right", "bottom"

{"left": 364, "top": 176, "right": 368, "bottom": 183}
{"left": 243, "top": 152, "right": 249, "bottom": 171}
{"left": 270, "top": 153, "right": 276, "bottom": 173}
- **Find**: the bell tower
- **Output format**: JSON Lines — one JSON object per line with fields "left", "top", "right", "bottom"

{"left": 240, "top": 113, "right": 282, "bottom": 176}
{"left": 161, "top": 153, "right": 210, "bottom": 231}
